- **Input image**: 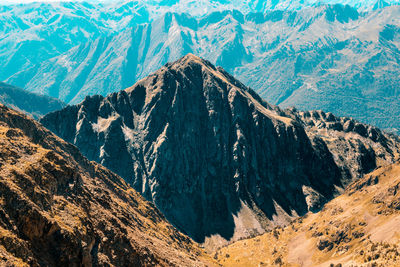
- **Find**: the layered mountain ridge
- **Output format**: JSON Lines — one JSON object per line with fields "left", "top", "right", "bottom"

{"left": 0, "top": 82, "right": 65, "bottom": 119}
{"left": 0, "top": 103, "right": 214, "bottom": 266}
{"left": 7, "top": 4, "right": 400, "bottom": 132}
{"left": 41, "top": 54, "right": 400, "bottom": 247}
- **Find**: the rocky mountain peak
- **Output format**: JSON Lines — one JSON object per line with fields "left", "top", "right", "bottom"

{"left": 130, "top": 52, "right": 246, "bottom": 94}
{"left": 41, "top": 54, "right": 400, "bottom": 247}
{"left": 170, "top": 53, "right": 204, "bottom": 65}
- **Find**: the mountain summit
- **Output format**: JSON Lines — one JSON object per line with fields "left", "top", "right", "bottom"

{"left": 41, "top": 54, "right": 400, "bottom": 246}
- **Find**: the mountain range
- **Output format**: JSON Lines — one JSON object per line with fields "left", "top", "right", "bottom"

{"left": 40, "top": 54, "right": 400, "bottom": 247}
{"left": 2, "top": 1, "right": 400, "bottom": 265}
{"left": 1, "top": 51, "right": 400, "bottom": 265}
{"left": 0, "top": 1, "right": 149, "bottom": 84}
{"left": 2, "top": 3, "right": 400, "bottom": 132}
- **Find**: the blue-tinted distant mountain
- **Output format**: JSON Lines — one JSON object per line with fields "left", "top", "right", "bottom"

{"left": 8, "top": 4, "right": 400, "bottom": 132}
{"left": 0, "top": 1, "right": 149, "bottom": 81}
{"left": 1, "top": 0, "right": 397, "bottom": 82}
{"left": 0, "top": 82, "right": 65, "bottom": 119}
{"left": 155, "top": 0, "right": 399, "bottom": 12}
{"left": 173, "top": 0, "right": 400, "bottom": 13}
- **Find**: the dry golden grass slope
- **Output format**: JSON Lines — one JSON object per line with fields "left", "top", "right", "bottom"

{"left": 217, "top": 161, "right": 400, "bottom": 267}
{"left": 0, "top": 104, "right": 215, "bottom": 266}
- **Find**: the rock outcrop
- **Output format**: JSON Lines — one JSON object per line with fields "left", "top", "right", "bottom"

{"left": 284, "top": 108, "right": 400, "bottom": 185}
{"left": 0, "top": 104, "right": 213, "bottom": 266}
{"left": 41, "top": 54, "right": 400, "bottom": 246}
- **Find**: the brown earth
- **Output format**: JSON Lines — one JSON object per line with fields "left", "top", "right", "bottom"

{"left": 0, "top": 104, "right": 215, "bottom": 267}
{"left": 217, "top": 161, "right": 400, "bottom": 266}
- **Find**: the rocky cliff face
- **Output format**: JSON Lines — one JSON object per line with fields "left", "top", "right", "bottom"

{"left": 0, "top": 104, "right": 212, "bottom": 266}
{"left": 41, "top": 54, "right": 400, "bottom": 246}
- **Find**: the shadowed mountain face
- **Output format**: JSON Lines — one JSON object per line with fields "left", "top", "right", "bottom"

{"left": 8, "top": 4, "right": 400, "bottom": 131}
{"left": 0, "top": 82, "right": 65, "bottom": 119}
{"left": 40, "top": 55, "right": 400, "bottom": 245}
{"left": 0, "top": 104, "right": 212, "bottom": 266}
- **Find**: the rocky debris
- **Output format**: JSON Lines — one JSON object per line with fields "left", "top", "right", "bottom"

{"left": 317, "top": 239, "right": 334, "bottom": 251}
{"left": 41, "top": 54, "right": 400, "bottom": 245}
{"left": 0, "top": 104, "right": 212, "bottom": 266}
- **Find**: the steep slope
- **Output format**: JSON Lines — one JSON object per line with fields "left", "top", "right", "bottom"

{"left": 40, "top": 54, "right": 400, "bottom": 246}
{"left": 217, "top": 160, "right": 400, "bottom": 266}
{"left": 0, "top": 104, "right": 213, "bottom": 266}
{"left": 10, "top": 5, "right": 400, "bottom": 132}
{"left": 0, "top": 82, "right": 65, "bottom": 119}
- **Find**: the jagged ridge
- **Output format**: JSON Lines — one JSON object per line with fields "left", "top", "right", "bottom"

{"left": 41, "top": 54, "right": 400, "bottom": 247}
